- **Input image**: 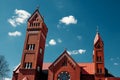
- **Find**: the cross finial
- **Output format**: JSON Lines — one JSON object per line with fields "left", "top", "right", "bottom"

{"left": 64, "top": 48, "right": 67, "bottom": 51}
{"left": 36, "top": 5, "right": 40, "bottom": 10}
{"left": 96, "top": 26, "right": 99, "bottom": 33}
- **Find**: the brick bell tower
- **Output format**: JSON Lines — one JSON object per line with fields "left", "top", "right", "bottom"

{"left": 93, "top": 31, "right": 105, "bottom": 80}
{"left": 12, "top": 9, "right": 48, "bottom": 80}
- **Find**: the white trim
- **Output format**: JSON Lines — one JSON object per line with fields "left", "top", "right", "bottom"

{"left": 13, "top": 63, "right": 21, "bottom": 71}
{"left": 94, "top": 33, "right": 99, "bottom": 44}
{"left": 28, "top": 31, "right": 39, "bottom": 34}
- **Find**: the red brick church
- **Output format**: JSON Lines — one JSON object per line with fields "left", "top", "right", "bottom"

{"left": 12, "top": 9, "right": 120, "bottom": 80}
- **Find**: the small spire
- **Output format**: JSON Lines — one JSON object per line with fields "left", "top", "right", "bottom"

{"left": 96, "top": 26, "right": 99, "bottom": 33}
{"left": 64, "top": 48, "right": 67, "bottom": 51}
{"left": 36, "top": 5, "right": 40, "bottom": 10}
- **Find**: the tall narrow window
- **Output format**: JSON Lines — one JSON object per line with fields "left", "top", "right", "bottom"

{"left": 30, "top": 23, "right": 33, "bottom": 27}
{"left": 34, "top": 23, "right": 36, "bottom": 26}
{"left": 27, "top": 44, "right": 35, "bottom": 50}
{"left": 97, "top": 56, "right": 102, "bottom": 62}
{"left": 28, "top": 62, "right": 32, "bottom": 69}
{"left": 97, "top": 56, "right": 99, "bottom": 61}
{"left": 99, "top": 56, "right": 102, "bottom": 61}
{"left": 100, "top": 68, "right": 102, "bottom": 73}
{"left": 97, "top": 68, "right": 99, "bottom": 73}
{"left": 28, "top": 44, "right": 31, "bottom": 50}
{"left": 24, "top": 63, "right": 29, "bottom": 69}
{"left": 24, "top": 62, "right": 32, "bottom": 69}
{"left": 97, "top": 68, "right": 102, "bottom": 74}
{"left": 31, "top": 44, "right": 35, "bottom": 50}
{"left": 40, "top": 48, "right": 42, "bottom": 54}
{"left": 37, "top": 66, "right": 40, "bottom": 72}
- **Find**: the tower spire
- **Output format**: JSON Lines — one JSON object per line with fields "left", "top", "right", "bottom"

{"left": 36, "top": 5, "right": 40, "bottom": 10}
{"left": 12, "top": 8, "right": 48, "bottom": 80}
{"left": 93, "top": 27, "right": 105, "bottom": 80}
{"left": 96, "top": 26, "right": 99, "bottom": 33}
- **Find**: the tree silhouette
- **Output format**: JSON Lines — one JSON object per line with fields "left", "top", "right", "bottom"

{"left": 0, "top": 55, "right": 10, "bottom": 79}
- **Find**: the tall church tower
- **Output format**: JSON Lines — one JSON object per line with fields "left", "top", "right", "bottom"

{"left": 12, "top": 9, "right": 48, "bottom": 80}
{"left": 93, "top": 31, "right": 105, "bottom": 80}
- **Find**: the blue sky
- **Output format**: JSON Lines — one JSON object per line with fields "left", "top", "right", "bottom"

{"left": 0, "top": 0, "right": 120, "bottom": 79}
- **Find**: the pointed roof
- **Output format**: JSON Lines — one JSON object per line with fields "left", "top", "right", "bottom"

{"left": 94, "top": 32, "right": 103, "bottom": 45}
{"left": 28, "top": 8, "right": 44, "bottom": 22}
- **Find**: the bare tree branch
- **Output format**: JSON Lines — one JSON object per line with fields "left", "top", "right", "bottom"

{"left": 0, "top": 55, "right": 10, "bottom": 79}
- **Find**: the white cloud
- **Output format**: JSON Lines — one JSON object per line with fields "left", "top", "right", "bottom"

{"left": 68, "top": 49, "right": 86, "bottom": 55}
{"left": 77, "top": 35, "right": 82, "bottom": 40}
{"left": 4, "top": 78, "right": 11, "bottom": 80}
{"left": 114, "top": 63, "right": 119, "bottom": 66}
{"left": 49, "top": 39, "right": 57, "bottom": 46}
{"left": 57, "top": 38, "right": 62, "bottom": 43}
{"left": 110, "top": 58, "right": 114, "bottom": 61}
{"left": 8, "top": 31, "right": 21, "bottom": 37}
{"left": 8, "top": 9, "right": 31, "bottom": 27}
{"left": 110, "top": 57, "right": 120, "bottom": 66}
{"left": 78, "top": 49, "right": 86, "bottom": 54}
{"left": 48, "top": 38, "right": 62, "bottom": 46}
{"left": 59, "top": 15, "right": 77, "bottom": 25}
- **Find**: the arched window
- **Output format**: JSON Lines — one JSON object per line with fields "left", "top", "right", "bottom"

{"left": 57, "top": 71, "right": 70, "bottom": 80}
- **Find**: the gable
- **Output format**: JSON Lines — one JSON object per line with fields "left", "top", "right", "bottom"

{"left": 49, "top": 50, "right": 79, "bottom": 71}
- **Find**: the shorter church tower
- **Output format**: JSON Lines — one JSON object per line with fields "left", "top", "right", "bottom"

{"left": 12, "top": 9, "right": 48, "bottom": 80}
{"left": 93, "top": 31, "right": 105, "bottom": 80}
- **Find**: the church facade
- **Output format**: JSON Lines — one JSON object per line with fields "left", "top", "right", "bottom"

{"left": 12, "top": 9, "right": 120, "bottom": 80}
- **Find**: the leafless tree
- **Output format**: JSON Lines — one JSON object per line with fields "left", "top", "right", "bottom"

{"left": 0, "top": 55, "right": 10, "bottom": 79}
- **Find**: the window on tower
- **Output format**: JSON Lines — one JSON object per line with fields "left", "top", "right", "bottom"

{"left": 97, "top": 68, "right": 102, "bottom": 74}
{"left": 27, "top": 44, "right": 35, "bottom": 50}
{"left": 24, "top": 63, "right": 29, "bottom": 69}
{"left": 24, "top": 62, "right": 32, "bottom": 69}
{"left": 39, "top": 48, "right": 42, "bottom": 54}
{"left": 28, "top": 62, "right": 32, "bottom": 69}
{"left": 37, "top": 66, "right": 40, "bottom": 72}
{"left": 38, "top": 23, "right": 40, "bottom": 26}
{"left": 99, "top": 56, "right": 102, "bottom": 61}
{"left": 100, "top": 68, "right": 102, "bottom": 73}
{"left": 97, "top": 56, "right": 102, "bottom": 62}
{"left": 30, "top": 23, "right": 40, "bottom": 27}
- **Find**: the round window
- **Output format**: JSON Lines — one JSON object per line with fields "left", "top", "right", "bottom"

{"left": 57, "top": 71, "right": 70, "bottom": 80}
